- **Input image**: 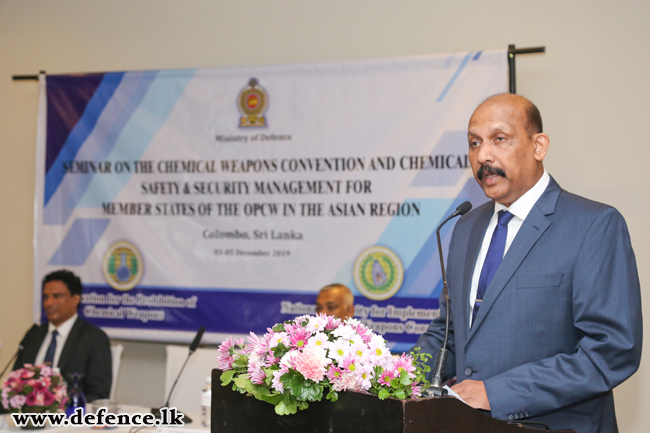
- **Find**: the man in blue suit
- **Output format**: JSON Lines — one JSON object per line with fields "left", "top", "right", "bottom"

{"left": 415, "top": 94, "right": 642, "bottom": 433}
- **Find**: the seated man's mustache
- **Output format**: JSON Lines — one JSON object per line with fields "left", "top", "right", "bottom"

{"left": 477, "top": 165, "right": 506, "bottom": 180}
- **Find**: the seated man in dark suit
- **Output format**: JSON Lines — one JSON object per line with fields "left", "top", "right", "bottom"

{"left": 14, "top": 270, "right": 112, "bottom": 402}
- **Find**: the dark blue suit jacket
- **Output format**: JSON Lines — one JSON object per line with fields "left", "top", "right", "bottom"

{"left": 415, "top": 177, "right": 642, "bottom": 433}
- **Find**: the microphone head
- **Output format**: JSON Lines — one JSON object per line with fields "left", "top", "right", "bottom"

{"left": 456, "top": 201, "right": 472, "bottom": 216}
{"left": 189, "top": 326, "right": 206, "bottom": 354}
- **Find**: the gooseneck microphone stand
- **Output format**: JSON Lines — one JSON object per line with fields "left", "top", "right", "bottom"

{"left": 426, "top": 201, "right": 472, "bottom": 397}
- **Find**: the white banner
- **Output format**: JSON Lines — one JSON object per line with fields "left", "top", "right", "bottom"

{"left": 34, "top": 50, "right": 506, "bottom": 350}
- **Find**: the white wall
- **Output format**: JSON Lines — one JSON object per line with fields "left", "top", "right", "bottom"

{"left": 1, "top": 0, "right": 648, "bottom": 428}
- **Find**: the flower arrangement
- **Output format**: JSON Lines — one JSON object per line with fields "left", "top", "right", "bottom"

{"left": 1, "top": 364, "right": 68, "bottom": 414}
{"left": 217, "top": 314, "right": 431, "bottom": 415}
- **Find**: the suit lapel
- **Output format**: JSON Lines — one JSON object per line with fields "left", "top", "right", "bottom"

{"left": 459, "top": 205, "right": 493, "bottom": 343}
{"left": 23, "top": 325, "right": 48, "bottom": 364}
{"left": 57, "top": 318, "right": 83, "bottom": 371}
{"left": 466, "top": 177, "right": 561, "bottom": 345}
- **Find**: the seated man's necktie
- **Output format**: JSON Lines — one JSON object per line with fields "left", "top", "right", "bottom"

{"left": 44, "top": 329, "right": 59, "bottom": 365}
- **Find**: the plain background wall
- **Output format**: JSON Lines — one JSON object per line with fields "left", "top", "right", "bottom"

{"left": 1, "top": 0, "right": 648, "bottom": 429}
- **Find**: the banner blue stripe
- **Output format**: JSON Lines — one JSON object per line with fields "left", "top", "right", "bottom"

{"left": 77, "top": 69, "right": 196, "bottom": 208}
{"left": 48, "top": 218, "right": 110, "bottom": 266}
{"left": 43, "top": 71, "right": 158, "bottom": 225}
{"left": 44, "top": 73, "right": 125, "bottom": 206}
{"left": 436, "top": 52, "right": 473, "bottom": 102}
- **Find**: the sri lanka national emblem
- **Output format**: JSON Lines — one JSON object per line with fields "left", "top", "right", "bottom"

{"left": 354, "top": 246, "right": 404, "bottom": 300}
{"left": 238, "top": 77, "right": 268, "bottom": 127}
{"left": 103, "top": 241, "right": 143, "bottom": 291}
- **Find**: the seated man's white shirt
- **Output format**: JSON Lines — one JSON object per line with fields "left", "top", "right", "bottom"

{"left": 34, "top": 313, "right": 78, "bottom": 368}
{"left": 468, "top": 170, "right": 550, "bottom": 327}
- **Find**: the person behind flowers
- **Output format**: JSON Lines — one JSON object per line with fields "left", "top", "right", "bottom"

{"left": 315, "top": 284, "right": 355, "bottom": 321}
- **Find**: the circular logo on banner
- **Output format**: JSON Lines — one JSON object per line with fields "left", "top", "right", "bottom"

{"left": 354, "top": 246, "right": 404, "bottom": 300}
{"left": 102, "top": 241, "right": 143, "bottom": 291}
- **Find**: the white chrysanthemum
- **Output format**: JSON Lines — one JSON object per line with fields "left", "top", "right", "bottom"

{"left": 307, "top": 332, "right": 329, "bottom": 349}
{"left": 268, "top": 332, "right": 289, "bottom": 349}
{"left": 332, "top": 324, "right": 360, "bottom": 344}
{"left": 368, "top": 334, "right": 389, "bottom": 359}
{"left": 345, "top": 318, "right": 362, "bottom": 328}
{"left": 328, "top": 339, "right": 351, "bottom": 363}
{"left": 349, "top": 341, "right": 369, "bottom": 359}
{"left": 306, "top": 315, "right": 329, "bottom": 333}
{"left": 354, "top": 363, "right": 375, "bottom": 391}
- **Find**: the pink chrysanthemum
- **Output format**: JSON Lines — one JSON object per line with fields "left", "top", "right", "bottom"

{"left": 20, "top": 369, "right": 35, "bottom": 380}
{"left": 326, "top": 365, "right": 342, "bottom": 382}
{"left": 339, "top": 353, "right": 359, "bottom": 373}
{"left": 9, "top": 394, "right": 26, "bottom": 409}
{"left": 248, "top": 360, "right": 266, "bottom": 385}
{"left": 294, "top": 346, "right": 330, "bottom": 382}
{"left": 217, "top": 337, "right": 236, "bottom": 356}
{"left": 271, "top": 370, "right": 285, "bottom": 393}
{"left": 42, "top": 391, "right": 55, "bottom": 406}
{"left": 324, "top": 315, "right": 342, "bottom": 330}
{"left": 25, "top": 391, "right": 46, "bottom": 406}
{"left": 54, "top": 386, "right": 66, "bottom": 401}
{"left": 331, "top": 372, "right": 357, "bottom": 392}
{"left": 33, "top": 380, "right": 48, "bottom": 393}
{"left": 410, "top": 383, "right": 423, "bottom": 398}
{"left": 355, "top": 323, "right": 373, "bottom": 343}
{"left": 217, "top": 356, "right": 235, "bottom": 370}
{"left": 285, "top": 323, "right": 312, "bottom": 350}
{"left": 248, "top": 332, "right": 270, "bottom": 358}
{"left": 393, "top": 354, "right": 416, "bottom": 378}
{"left": 378, "top": 367, "right": 397, "bottom": 386}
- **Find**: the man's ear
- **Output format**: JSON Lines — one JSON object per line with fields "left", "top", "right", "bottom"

{"left": 348, "top": 304, "right": 355, "bottom": 318}
{"left": 72, "top": 294, "right": 81, "bottom": 308}
{"left": 533, "top": 133, "right": 550, "bottom": 162}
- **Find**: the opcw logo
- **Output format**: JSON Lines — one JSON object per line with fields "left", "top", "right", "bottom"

{"left": 238, "top": 78, "right": 268, "bottom": 127}
{"left": 102, "top": 241, "right": 144, "bottom": 291}
{"left": 354, "top": 246, "right": 404, "bottom": 300}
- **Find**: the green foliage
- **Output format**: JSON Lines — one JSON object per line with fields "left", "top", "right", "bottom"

{"left": 220, "top": 369, "right": 236, "bottom": 386}
{"left": 271, "top": 342, "right": 288, "bottom": 359}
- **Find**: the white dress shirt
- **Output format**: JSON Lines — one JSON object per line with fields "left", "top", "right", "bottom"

{"left": 34, "top": 313, "right": 78, "bottom": 368}
{"left": 468, "top": 170, "right": 550, "bottom": 327}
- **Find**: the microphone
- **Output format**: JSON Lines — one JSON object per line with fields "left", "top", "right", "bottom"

{"left": 0, "top": 324, "right": 38, "bottom": 380}
{"left": 426, "top": 201, "right": 472, "bottom": 397}
{"left": 189, "top": 326, "right": 205, "bottom": 355}
{"left": 152, "top": 326, "right": 206, "bottom": 423}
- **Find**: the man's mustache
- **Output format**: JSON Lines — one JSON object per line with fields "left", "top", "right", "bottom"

{"left": 477, "top": 165, "right": 506, "bottom": 181}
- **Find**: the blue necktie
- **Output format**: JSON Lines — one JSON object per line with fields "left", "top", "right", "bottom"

{"left": 44, "top": 330, "right": 59, "bottom": 365}
{"left": 472, "top": 210, "right": 515, "bottom": 328}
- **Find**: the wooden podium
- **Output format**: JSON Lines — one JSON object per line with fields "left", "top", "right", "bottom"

{"left": 211, "top": 369, "right": 575, "bottom": 433}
